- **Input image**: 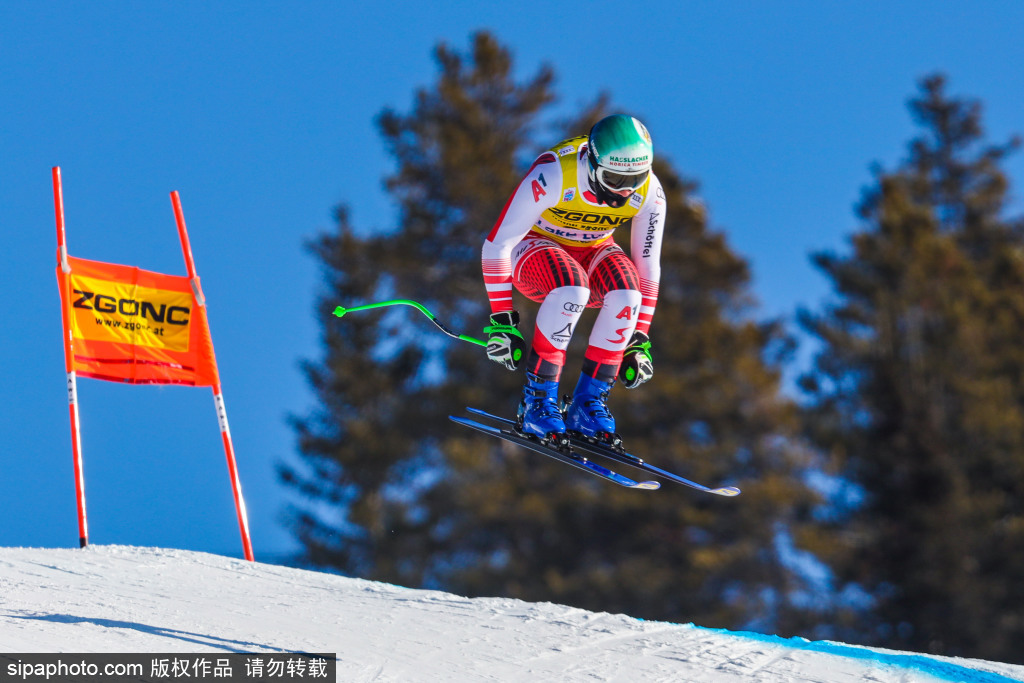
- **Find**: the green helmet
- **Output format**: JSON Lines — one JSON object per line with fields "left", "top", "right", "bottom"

{"left": 586, "top": 115, "right": 653, "bottom": 208}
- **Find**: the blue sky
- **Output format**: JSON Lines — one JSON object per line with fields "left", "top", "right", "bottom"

{"left": 2, "top": 2, "right": 1023, "bottom": 560}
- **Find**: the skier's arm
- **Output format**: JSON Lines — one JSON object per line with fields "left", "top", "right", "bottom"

{"left": 482, "top": 153, "right": 562, "bottom": 313}
{"left": 629, "top": 174, "right": 666, "bottom": 335}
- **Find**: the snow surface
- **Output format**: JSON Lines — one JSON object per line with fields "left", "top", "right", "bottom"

{"left": 1, "top": 545, "right": 1022, "bottom": 682}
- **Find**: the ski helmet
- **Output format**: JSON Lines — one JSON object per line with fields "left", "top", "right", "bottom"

{"left": 586, "top": 115, "right": 653, "bottom": 208}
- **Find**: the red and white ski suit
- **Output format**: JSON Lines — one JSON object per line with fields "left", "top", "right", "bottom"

{"left": 482, "top": 134, "right": 666, "bottom": 379}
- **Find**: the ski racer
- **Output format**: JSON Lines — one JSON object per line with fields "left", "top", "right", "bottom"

{"left": 482, "top": 114, "right": 666, "bottom": 447}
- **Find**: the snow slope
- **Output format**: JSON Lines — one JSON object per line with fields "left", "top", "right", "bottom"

{"left": 1, "top": 546, "right": 1021, "bottom": 682}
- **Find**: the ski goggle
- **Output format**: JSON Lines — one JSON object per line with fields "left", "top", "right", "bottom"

{"left": 596, "top": 166, "right": 649, "bottom": 193}
{"left": 588, "top": 147, "right": 649, "bottom": 193}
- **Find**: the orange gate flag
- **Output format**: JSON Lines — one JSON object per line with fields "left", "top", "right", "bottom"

{"left": 53, "top": 166, "right": 253, "bottom": 562}
{"left": 57, "top": 256, "right": 220, "bottom": 386}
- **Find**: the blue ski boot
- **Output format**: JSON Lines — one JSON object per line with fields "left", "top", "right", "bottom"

{"left": 517, "top": 373, "right": 567, "bottom": 445}
{"left": 564, "top": 374, "right": 619, "bottom": 446}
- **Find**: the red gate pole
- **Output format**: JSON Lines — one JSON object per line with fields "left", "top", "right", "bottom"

{"left": 53, "top": 167, "right": 89, "bottom": 549}
{"left": 170, "top": 191, "right": 255, "bottom": 562}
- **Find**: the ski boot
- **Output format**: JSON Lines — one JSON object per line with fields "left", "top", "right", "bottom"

{"left": 516, "top": 372, "right": 568, "bottom": 447}
{"left": 564, "top": 374, "right": 622, "bottom": 449}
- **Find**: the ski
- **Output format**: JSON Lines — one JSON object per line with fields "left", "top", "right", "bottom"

{"left": 449, "top": 415, "right": 660, "bottom": 490}
{"left": 465, "top": 407, "right": 741, "bottom": 497}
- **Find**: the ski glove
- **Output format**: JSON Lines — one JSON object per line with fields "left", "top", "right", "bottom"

{"left": 484, "top": 310, "right": 526, "bottom": 371}
{"left": 618, "top": 331, "right": 654, "bottom": 389}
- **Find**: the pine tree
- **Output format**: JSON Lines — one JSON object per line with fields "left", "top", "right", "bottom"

{"left": 285, "top": 31, "right": 826, "bottom": 635}
{"left": 799, "top": 75, "right": 1024, "bottom": 661}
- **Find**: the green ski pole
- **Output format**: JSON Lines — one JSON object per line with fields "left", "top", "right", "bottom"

{"left": 333, "top": 299, "right": 487, "bottom": 347}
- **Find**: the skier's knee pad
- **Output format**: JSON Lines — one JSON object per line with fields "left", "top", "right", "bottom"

{"left": 531, "top": 285, "right": 589, "bottom": 365}
{"left": 586, "top": 289, "right": 643, "bottom": 361}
